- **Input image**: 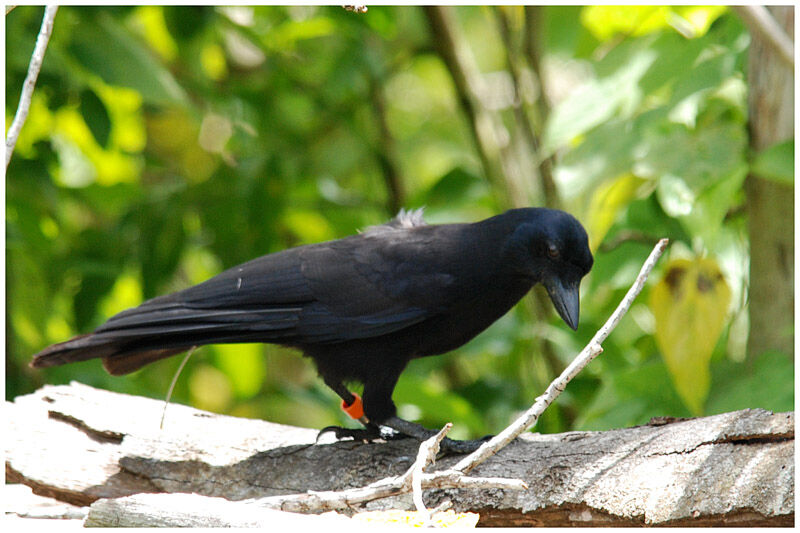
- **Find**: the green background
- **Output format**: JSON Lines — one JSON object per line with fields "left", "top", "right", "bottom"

{"left": 6, "top": 6, "right": 793, "bottom": 440}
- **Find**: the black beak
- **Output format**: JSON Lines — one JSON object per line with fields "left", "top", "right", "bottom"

{"left": 544, "top": 276, "right": 581, "bottom": 330}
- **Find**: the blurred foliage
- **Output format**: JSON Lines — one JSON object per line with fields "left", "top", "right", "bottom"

{"left": 6, "top": 6, "right": 793, "bottom": 439}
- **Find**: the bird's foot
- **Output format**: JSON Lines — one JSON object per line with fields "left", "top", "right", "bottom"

{"left": 316, "top": 423, "right": 402, "bottom": 444}
{"left": 317, "top": 417, "right": 492, "bottom": 454}
{"left": 381, "top": 416, "right": 492, "bottom": 455}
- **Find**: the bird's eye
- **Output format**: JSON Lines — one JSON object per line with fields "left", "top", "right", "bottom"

{"left": 547, "top": 244, "right": 560, "bottom": 259}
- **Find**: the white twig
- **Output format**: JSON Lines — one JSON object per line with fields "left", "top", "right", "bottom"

{"left": 5, "top": 5, "right": 58, "bottom": 170}
{"left": 411, "top": 423, "right": 451, "bottom": 525}
{"left": 453, "top": 238, "right": 670, "bottom": 473}
{"left": 244, "top": 429, "right": 526, "bottom": 514}
{"left": 733, "top": 6, "right": 794, "bottom": 68}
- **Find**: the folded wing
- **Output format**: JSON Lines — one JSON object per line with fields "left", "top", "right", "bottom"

{"left": 31, "top": 215, "right": 464, "bottom": 374}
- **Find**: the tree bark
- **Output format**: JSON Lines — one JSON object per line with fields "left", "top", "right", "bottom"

{"left": 743, "top": 6, "right": 794, "bottom": 359}
{"left": 5, "top": 383, "right": 794, "bottom": 526}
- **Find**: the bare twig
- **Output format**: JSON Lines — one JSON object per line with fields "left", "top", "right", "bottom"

{"left": 236, "top": 426, "right": 527, "bottom": 515}
{"left": 411, "top": 423, "right": 451, "bottom": 524}
{"left": 733, "top": 6, "right": 794, "bottom": 68}
{"left": 246, "top": 452, "right": 526, "bottom": 514}
{"left": 586, "top": 239, "right": 669, "bottom": 345}
{"left": 6, "top": 5, "right": 58, "bottom": 170}
{"left": 453, "top": 238, "right": 669, "bottom": 473}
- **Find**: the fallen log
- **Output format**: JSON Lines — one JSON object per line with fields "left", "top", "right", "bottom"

{"left": 5, "top": 382, "right": 794, "bottom": 526}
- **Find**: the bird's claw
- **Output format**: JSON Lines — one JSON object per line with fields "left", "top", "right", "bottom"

{"left": 316, "top": 424, "right": 382, "bottom": 443}
{"left": 379, "top": 416, "right": 494, "bottom": 455}
{"left": 317, "top": 420, "right": 493, "bottom": 455}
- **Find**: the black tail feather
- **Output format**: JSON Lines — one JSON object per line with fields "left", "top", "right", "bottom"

{"left": 30, "top": 299, "right": 300, "bottom": 375}
{"left": 30, "top": 334, "right": 120, "bottom": 369}
{"left": 102, "top": 346, "right": 189, "bottom": 375}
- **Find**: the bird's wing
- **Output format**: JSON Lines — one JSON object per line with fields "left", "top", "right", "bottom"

{"left": 30, "top": 215, "right": 474, "bottom": 374}
{"left": 295, "top": 225, "right": 465, "bottom": 343}
{"left": 94, "top": 248, "right": 313, "bottom": 341}
{"left": 96, "top": 222, "right": 464, "bottom": 345}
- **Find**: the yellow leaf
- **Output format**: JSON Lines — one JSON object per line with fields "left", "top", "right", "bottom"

{"left": 581, "top": 6, "right": 726, "bottom": 41}
{"left": 94, "top": 84, "right": 146, "bottom": 153}
{"left": 133, "top": 6, "right": 179, "bottom": 62}
{"left": 11, "top": 93, "right": 54, "bottom": 157}
{"left": 649, "top": 257, "right": 731, "bottom": 414}
{"left": 581, "top": 6, "right": 670, "bottom": 41}
{"left": 53, "top": 106, "right": 142, "bottom": 186}
{"left": 671, "top": 6, "right": 728, "bottom": 38}
{"left": 586, "top": 173, "right": 645, "bottom": 252}
{"left": 201, "top": 43, "right": 228, "bottom": 81}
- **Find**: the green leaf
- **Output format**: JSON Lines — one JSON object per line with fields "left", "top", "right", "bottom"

{"left": 163, "top": 6, "right": 213, "bottom": 41}
{"left": 543, "top": 38, "right": 658, "bottom": 154}
{"left": 422, "top": 167, "right": 485, "bottom": 207}
{"left": 707, "top": 351, "right": 794, "bottom": 414}
{"left": 637, "top": 121, "right": 748, "bottom": 193}
{"left": 656, "top": 173, "right": 694, "bottom": 217}
{"left": 751, "top": 139, "right": 794, "bottom": 184}
{"left": 68, "top": 11, "right": 188, "bottom": 107}
{"left": 643, "top": 120, "right": 748, "bottom": 239}
{"left": 138, "top": 204, "right": 186, "bottom": 299}
{"left": 650, "top": 257, "right": 731, "bottom": 414}
{"left": 576, "top": 360, "right": 690, "bottom": 431}
{"left": 264, "top": 16, "right": 337, "bottom": 51}
{"left": 79, "top": 89, "right": 111, "bottom": 148}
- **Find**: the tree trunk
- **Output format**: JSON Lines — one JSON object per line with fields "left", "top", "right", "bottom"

{"left": 5, "top": 383, "right": 794, "bottom": 527}
{"left": 744, "top": 6, "right": 794, "bottom": 358}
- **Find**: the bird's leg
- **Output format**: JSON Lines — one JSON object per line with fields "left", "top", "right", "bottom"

{"left": 361, "top": 372, "right": 492, "bottom": 454}
{"left": 318, "top": 374, "right": 491, "bottom": 453}
{"left": 316, "top": 378, "right": 383, "bottom": 443}
{"left": 380, "top": 416, "right": 492, "bottom": 454}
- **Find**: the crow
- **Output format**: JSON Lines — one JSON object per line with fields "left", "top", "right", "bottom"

{"left": 31, "top": 207, "right": 593, "bottom": 453}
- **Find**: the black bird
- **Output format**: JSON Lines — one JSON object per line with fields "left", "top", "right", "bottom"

{"left": 31, "top": 207, "right": 593, "bottom": 453}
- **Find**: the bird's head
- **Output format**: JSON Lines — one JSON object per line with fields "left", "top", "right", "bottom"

{"left": 504, "top": 209, "right": 593, "bottom": 330}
